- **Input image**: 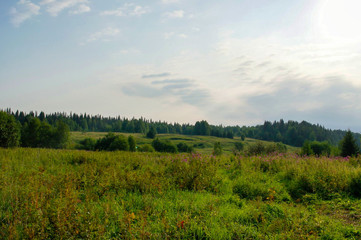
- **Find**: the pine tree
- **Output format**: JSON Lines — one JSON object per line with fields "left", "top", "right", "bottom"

{"left": 340, "top": 130, "right": 359, "bottom": 157}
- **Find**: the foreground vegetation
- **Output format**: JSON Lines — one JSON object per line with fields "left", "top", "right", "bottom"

{"left": 1, "top": 148, "right": 361, "bottom": 239}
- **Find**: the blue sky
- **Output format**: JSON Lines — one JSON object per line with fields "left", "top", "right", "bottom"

{"left": 1, "top": 0, "right": 361, "bottom": 131}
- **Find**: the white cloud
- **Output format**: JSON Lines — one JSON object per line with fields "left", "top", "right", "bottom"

{"left": 40, "top": 0, "right": 90, "bottom": 16}
{"left": 161, "top": 0, "right": 180, "bottom": 4}
{"left": 119, "top": 48, "right": 141, "bottom": 55}
{"left": 164, "top": 10, "right": 184, "bottom": 18}
{"left": 86, "top": 27, "right": 120, "bottom": 43}
{"left": 10, "top": 0, "right": 40, "bottom": 27}
{"left": 178, "top": 33, "right": 187, "bottom": 38}
{"left": 69, "top": 4, "right": 90, "bottom": 14}
{"left": 101, "top": 3, "right": 150, "bottom": 17}
{"left": 163, "top": 32, "right": 187, "bottom": 40}
{"left": 163, "top": 32, "right": 175, "bottom": 39}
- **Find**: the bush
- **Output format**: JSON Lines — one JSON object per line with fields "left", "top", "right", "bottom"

{"left": 109, "top": 136, "right": 129, "bottom": 151}
{"left": 234, "top": 142, "right": 244, "bottom": 152}
{"left": 301, "top": 141, "right": 331, "bottom": 156}
{"left": 213, "top": 142, "right": 222, "bottom": 156}
{"left": 246, "top": 141, "right": 266, "bottom": 156}
{"left": 95, "top": 133, "right": 129, "bottom": 151}
{"left": 128, "top": 135, "right": 136, "bottom": 152}
{"left": 78, "top": 138, "right": 96, "bottom": 151}
{"left": 152, "top": 138, "right": 177, "bottom": 153}
{"left": 177, "top": 142, "right": 194, "bottom": 153}
{"left": 138, "top": 144, "right": 155, "bottom": 152}
{"left": 265, "top": 143, "right": 287, "bottom": 154}
{"left": 349, "top": 173, "right": 361, "bottom": 198}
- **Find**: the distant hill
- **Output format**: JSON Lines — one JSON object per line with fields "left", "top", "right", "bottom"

{"left": 4, "top": 109, "right": 360, "bottom": 147}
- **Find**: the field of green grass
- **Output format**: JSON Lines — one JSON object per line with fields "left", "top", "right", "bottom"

{"left": 1, "top": 148, "right": 361, "bottom": 239}
{"left": 69, "top": 132, "right": 299, "bottom": 154}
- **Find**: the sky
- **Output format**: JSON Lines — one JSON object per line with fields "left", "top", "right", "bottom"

{"left": 1, "top": 0, "right": 361, "bottom": 132}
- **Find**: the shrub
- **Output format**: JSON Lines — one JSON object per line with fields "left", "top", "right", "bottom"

{"left": 95, "top": 133, "right": 129, "bottom": 151}
{"left": 78, "top": 138, "right": 96, "bottom": 151}
{"left": 287, "top": 175, "right": 314, "bottom": 200}
{"left": 138, "top": 144, "right": 155, "bottom": 152}
{"left": 128, "top": 135, "right": 136, "bottom": 152}
{"left": 265, "top": 143, "right": 287, "bottom": 154}
{"left": 109, "top": 136, "right": 129, "bottom": 151}
{"left": 213, "top": 142, "right": 222, "bottom": 156}
{"left": 301, "top": 141, "right": 331, "bottom": 156}
{"left": 234, "top": 142, "right": 244, "bottom": 152}
{"left": 152, "top": 138, "right": 177, "bottom": 153}
{"left": 349, "top": 173, "right": 361, "bottom": 198}
{"left": 246, "top": 141, "right": 266, "bottom": 156}
{"left": 233, "top": 180, "right": 269, "bottom": 200}
{"left": 177, "top": 142, "right": 194, "bottom": 153}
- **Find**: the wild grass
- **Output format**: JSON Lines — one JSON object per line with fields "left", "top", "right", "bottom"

{"left": 1, "top": 148, "right": 361, "bottom": 239}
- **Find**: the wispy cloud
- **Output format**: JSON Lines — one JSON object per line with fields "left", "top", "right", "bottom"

{"left": 161, "top": 0, "right": 180, "bottom": 4}
{"left": 119, "top": 48, "right": 141, "bottom": 55}
{"left": 39, "top": 0, "right": 90, "bottom": 17}
{"left": 151, "top": 79, "right": 191, "bottom": 84}
{"left": 86, "top": 27, "right": 120, "bottom": 43}
{"left": 164, "top": 10, "right": 184, "bottom": 18}
{"left": 101, "top": 3, "right": 150, "bottom": 17}
{"left": 122, "top": 77, "right": 209, "bottom": 107}
{"left": 69, "top": 4, "right": 90, "bottom": 15}
{"left": 10, "top": 0, "right": 40, "bottom": 27}
{"left": 142, "top": 73, "right": 171, "bottom": 78}
{"left": 163, "top": 32, "right": 187, "bottom": 40}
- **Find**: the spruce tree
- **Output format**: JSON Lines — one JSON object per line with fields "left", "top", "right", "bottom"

{"left": 340, "top": 130, "right": 359, "bottom": 157}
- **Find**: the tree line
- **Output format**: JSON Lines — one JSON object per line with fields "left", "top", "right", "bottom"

{"left": 0, "top": 111, "right": 69, "bottom": 148}
{"left": 242, "top": 119, "right": 361, "bottom": 147}
{"left": 2, "top": 109, "right": 361, "bottom": 148}
{"left": 8, "top": 109, "right": 238, "bottom": 139}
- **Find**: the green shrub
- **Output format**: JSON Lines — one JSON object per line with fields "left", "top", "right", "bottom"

{"left": 177, "top": 142, "right": 194, "bottom": 153}
{"left": 95, "top": 133, "right": 129, "bottom": 151}
{"left": 349, "top": 173, "right": 361, "bottom": 198}
{"left": 128, "top": 135, "right": 136, "bottom": 152}
{"left": 78, "top": 138, "right": 96, "bottom": 151}
{"left": 213, "top": 142, "right": 222, "bottom": 156}
{"left": 246, "top": 141, "right": 266, "bottom": 156}
{"left": 152, "top": 138, "right": 177, "bottom": 153}
{"left": 287, "top": 174, "right": 314, "bottom": 200}
{"left": 138, "top": 144, "right": 155, "bottom": 152}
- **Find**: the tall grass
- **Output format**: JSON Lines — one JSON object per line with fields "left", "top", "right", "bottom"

{"left": 1, "top": 148, "right": 361, "bottom": 239}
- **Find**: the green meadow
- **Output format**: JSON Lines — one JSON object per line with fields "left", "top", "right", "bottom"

{"left": 1, "top": 148, "right": 361, "bottom": 239}
{"left": 69, "top": 132, "right": 299, "bottom": 155}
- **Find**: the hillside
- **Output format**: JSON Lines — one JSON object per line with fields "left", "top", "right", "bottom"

{"left": 70, "top": 132, "right": 299, "bottom": 155}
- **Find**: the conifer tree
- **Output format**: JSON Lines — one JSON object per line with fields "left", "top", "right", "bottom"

{"left": 340, "top": 130, "right": 359, "bottom": 157}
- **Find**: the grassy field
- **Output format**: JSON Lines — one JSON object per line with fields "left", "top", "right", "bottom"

{"left": 69, "top": 132, "right": 299, "bottom": 154}
{"left": 1, "top": 148, "right": 361, "bottom": 239}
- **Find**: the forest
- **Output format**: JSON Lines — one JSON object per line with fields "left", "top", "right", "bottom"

{"left": 3, "top": 109, "right": 361, "bottom": 148}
